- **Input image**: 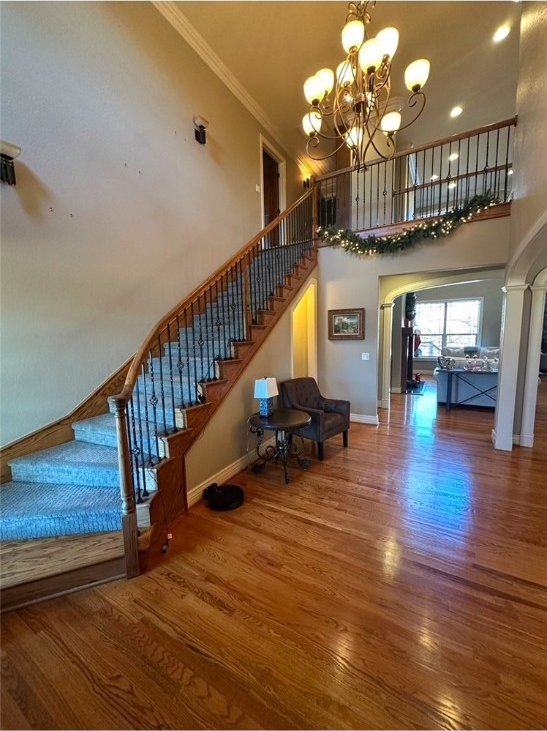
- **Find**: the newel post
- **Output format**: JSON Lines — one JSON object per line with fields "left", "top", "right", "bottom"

{"left": 108, "top": 394, "right": 140, "bottom": 578}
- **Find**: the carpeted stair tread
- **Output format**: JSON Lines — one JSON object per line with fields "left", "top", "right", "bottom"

{"left": 8, "top": 441, "right": 120, "bottom": 487}
{"left": 73, "top": 413, "right": 118, "bottom": 448}
{"left": 0, "top": 481, "right": 122, "bottom": 540}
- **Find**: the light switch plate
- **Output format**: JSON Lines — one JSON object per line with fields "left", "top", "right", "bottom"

{"left": 361, "top": 352, "right": 369, "bottom": 361}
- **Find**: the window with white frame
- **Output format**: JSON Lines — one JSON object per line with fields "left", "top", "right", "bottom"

{"left": 414, "top": 298, "right": 482, "bottom": 358}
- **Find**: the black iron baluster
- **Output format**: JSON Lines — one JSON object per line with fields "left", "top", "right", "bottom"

{"left": 465, "top": 135, "right": 471, "bottom": 201}
{"left": 175, "top": 314, "right": 185, "bottom": 408}
{"left": 221, "top": 271, "right": 229, "bottom": 357}
{"left": 484, "top": 130, "right": 491, "bottom": 195}
{"left": 166, "top": 320, "right": 177, "bottom": 427}
{"left": 475, "top": 132, "right": 480, "bottom": 197}
{"left": 156, "top": 332, "right": 168, "bottom": 436}
{"left": 203, "top": 288, "right": 213, "bottom": 380}
{"left": 139, "top": 362, "right": 152, "bottom": 497}
{"left": 183, "top": 308, "right": 193, "bottom": 406}
{"left": 145, "top": 348, "right": 160, "bottom": 464}
{"left": 493, "top": 128, "right": 501, "bottom": 199}
{"left": 127, "top": 396, "right": 143, "bottom": 505}
{"left": 503, "top": 124, "right": 512, "bottom": 202}
{"left": 455, "top": 138, "right": 461, "bottom": 207}
{"left": 236, "top": 258, "right": 245, "bottom": 340}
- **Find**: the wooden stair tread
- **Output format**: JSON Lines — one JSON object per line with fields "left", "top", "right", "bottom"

{"left": 0, "top": 531, "right": 124, "bottom": 590}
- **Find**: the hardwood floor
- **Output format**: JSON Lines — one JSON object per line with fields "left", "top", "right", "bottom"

{"left": 1, "top": 378, "right": 546, "bottom": 729}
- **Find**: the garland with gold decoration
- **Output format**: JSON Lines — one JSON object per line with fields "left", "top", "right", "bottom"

{"left": 317, "top": 193, "right": 498, "bottom": 256}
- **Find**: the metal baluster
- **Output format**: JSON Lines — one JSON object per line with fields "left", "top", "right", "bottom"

{"left": 465, "top": 135, "right": 471, "bottom": 201}
{"left": 475, "top": 132, "right": 480, "bottom": 197}
{"left": 166, "top": 320, "right": 177, "bottom": 427}
{"left": 221, "top": 271, "right": 229, "bottom": 357}
{"left": 484, "top": 130, "right": 491, "bottom": 195}
{"left": 127, "top": 396, "right": 143, "bottom": 504}
{"left": 175, "top": 314, "right": 185, "bottom": 407}
{"left": 455, "top": 138, "right": 461, "bottom": 207}
{"left": 494, "top": 128, "right": 500, "bottom": 199}
{"left": 145, "top": 348, "right": 160, "bottom": 464}
{"left": 203, "top": 288, "right": 212, "bottom": 380}
{"left": 438, "top": 145, "right": 443, "bottom": 216}
{"left": 156, "top": 332, "right": 168, "bottom": 436}
{"left": 183, "top": 308, "right": 193, "bottom": 406}
{"left": 503, "top": 125, "right": 511, "bottom": 202}
{"left": 139, "top": 362, "right": 151, "bottom": 497}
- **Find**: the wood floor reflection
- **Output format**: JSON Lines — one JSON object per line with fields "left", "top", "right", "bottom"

{"left": 1, "top": 378, "right": 546, "bottom": 729}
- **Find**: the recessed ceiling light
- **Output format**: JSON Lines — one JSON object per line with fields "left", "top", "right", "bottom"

{"left": 448, "top": 153, "right": 459, "bottom": 161}
{"left": 493, "top": 25, "right": 510, "bottom": 43}
{"left": 508, "top": 169, "right": 514, "bottom": 175}
{"left": 448, "top": 182, "right": 457, "bottom": 189}
{"left": 430, "top": 174, "right": 439, "bottom": 181}
{"left": 450, "top": 106, "right": 463, "bottom": 118}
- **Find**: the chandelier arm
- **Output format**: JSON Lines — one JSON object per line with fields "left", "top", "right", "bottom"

{"left": 393, "top": 91, "right": 427, "bottom": 133}
{"left": 306, "top": 134, "right": 357, "bottom": 162}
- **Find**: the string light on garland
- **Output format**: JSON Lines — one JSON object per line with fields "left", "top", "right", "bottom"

{"left": 317, "top": 193, "right": 498, "bottom": 256}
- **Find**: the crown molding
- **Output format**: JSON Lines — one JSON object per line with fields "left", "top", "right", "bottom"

{"left": 153, "top": 2, "right": 327, "bottom": 177}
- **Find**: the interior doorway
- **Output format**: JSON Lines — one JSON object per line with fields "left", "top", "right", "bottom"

{"left": 291, "top": 280, "right": 317, "bottom": 380}
{"left": 260, "top": 135, "right": 286, "bottom": 244}
{"left": 262, "top": 149, "right": 279, "bottom": 230}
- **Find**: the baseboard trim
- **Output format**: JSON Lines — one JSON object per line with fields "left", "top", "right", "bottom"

{"left": 390, "top": 386, "right": 402, "bottom": 394}
{"left": 350, "top": 413, "right": 380, "bottom": 426}
{"left": 491, "top": 428, "right": 521, "bottom": 449}
{"left": 519, "top": 434, "right": 534, "bottom": 448}
{"left": 187, "top": 437, "right": 276, "bottom": 507}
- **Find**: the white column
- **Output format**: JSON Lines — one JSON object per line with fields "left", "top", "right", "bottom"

{"left": 520, "top": 284, "right": 547, "bottom": 448}
{"left": 493, "top": 284, "right": 528, "bottom": 451}
{"left": 379, "top": 302, "right": 394, "bottom": 409}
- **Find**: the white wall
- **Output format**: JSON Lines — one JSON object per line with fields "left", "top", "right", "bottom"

{"left": 317, "top": 217, "right": 511, "bottom": 418}
{"left": 509, "top": 2, "right": 547, "bottom": 263}
{"left": 0, "top": 2, "right": 302, "bottom": 445}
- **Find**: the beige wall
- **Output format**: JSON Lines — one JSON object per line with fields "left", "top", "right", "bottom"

{"left": 317, "top": 217, "right": 511, "bottom": 417}
{"left": 186, "top": 290, "right": 307, "bottom": 492}
{"left": 0, "top": 2, "right": 302, "bottom": 445}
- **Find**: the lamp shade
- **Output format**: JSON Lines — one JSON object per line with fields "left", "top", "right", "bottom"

{"left": 316, "top": 67, "right": 335, "bottom": 97}
{"left": 302, "top": 111, "right": 322, "bottom": 136}
{"left": 254, "top": 377, "right": 278, "bottom": 399}
{"left": 404, "top": 59, "right": 430, "bottom": 91}
{"left": 341, "top": 19, "right": 365, "bottom": 53}
{"left": 345, "top": 125, "right": 363, "bottom": 150}
{"left": 380, "top": 111, "right": 401, "bottom": 133}
{"left": 358, "top": 38, "right": 384, "bottom": 73}
{"left": 376, "top": 27, "right": 399, "bottom": 59}
{"left": 303, "top": 75, "right": 324, "bottom": 105}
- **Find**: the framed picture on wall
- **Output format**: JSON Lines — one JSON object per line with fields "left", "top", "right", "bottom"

{"left": 328, "top": 308, "right": 365, "bottom": 340}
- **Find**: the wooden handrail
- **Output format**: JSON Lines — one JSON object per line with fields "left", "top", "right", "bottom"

{"left": 315, "top": 116, "right": 518, "bottom": 182}
{"left": 115, "top": 189, "right": 314, "bottom": 403}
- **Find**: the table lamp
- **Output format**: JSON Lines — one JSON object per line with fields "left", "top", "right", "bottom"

{"left": 254, "top": 377, "right": 278, "bottom": 416}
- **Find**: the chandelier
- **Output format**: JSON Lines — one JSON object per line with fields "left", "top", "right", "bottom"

{"left": 301, "top": 1, "right": 431, "bottom": 170}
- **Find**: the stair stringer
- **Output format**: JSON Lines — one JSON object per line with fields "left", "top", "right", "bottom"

{"left": 142, "top": 251, "right": 318, "bottom": 560}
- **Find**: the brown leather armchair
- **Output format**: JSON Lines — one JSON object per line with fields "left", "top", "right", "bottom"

{"left": 279, "top": 377, "right": 350, "bottom": 460}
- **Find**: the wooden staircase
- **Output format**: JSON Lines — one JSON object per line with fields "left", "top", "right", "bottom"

{"left": 0, "top": 190, "right": 317, "bottom": 611}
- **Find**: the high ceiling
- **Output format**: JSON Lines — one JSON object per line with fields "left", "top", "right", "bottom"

{"left": 175, "top": 1, "right": 521, "bottom": 175}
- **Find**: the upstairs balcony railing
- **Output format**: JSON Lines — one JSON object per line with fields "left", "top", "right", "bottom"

{"left": 316, "top": 117, "right": 516, "bottom": 234}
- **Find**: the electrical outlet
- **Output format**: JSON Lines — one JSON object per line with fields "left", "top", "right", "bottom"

{"left": 361, "top": 352, "right": 369, "bottom": 361}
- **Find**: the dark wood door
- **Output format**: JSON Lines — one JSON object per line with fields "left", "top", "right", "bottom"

{"left": 263, "top": 149, "right": 279, "bottom": 246}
